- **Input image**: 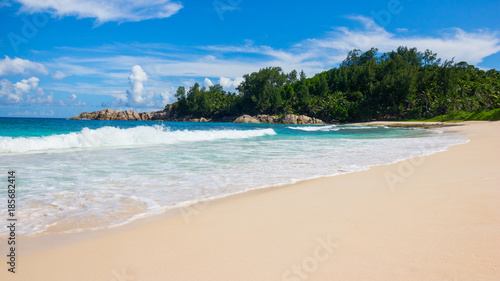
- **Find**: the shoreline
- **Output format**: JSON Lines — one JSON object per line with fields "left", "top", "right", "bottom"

{"left": 1, "top": 122, "right": 464, "bottom": 238}
{"left": 2, "top": 121, "right": 499, "bottom": 280}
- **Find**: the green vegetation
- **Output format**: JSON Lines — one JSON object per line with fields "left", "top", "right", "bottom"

{"left": 418, "top": 108, "right": 500, "bottom": 122}
{"left": 167, "top": 47, "right": 500, "bottom": 122}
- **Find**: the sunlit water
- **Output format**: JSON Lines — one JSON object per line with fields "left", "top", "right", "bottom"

{"left": 0, "top": 118, "right": 467, "bottom": 235}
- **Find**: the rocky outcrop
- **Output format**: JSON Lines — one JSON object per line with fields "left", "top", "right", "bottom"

{"left": 233, "top": 115, "right": 260, "bottom": 123}
{"left": 70, "top": 109, "right": 326, "bottom": 124}
{"left": 184, "top": 117, "right": 211, "bottom": 122}
{"left": 233, "top": 114, "right": 324, "bottom": 125}
{"left": 70, "top": 109, "right": 168, "bottom": 121}
{"left": 256, "top": 115, "right": 279, "bottom": 123}
{"left": 280, "top": 114, "right": 299, "bottom": 124}
{"left": 71, "top": 108, "right": 213, "bottom": 122}
{"left": 280, "top": 114, "right": 324, "bottom": 125}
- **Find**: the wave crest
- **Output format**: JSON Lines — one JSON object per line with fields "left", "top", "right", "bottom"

{"left": 0, "top": 125, "right": 277, "bottom": 153}
{"left": 287, "top": 125, "right": 339, "bottom": 132}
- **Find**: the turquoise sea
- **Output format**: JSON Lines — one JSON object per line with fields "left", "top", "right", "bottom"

{"left": 0, "top": 117, "right": 467, "bottom": 235}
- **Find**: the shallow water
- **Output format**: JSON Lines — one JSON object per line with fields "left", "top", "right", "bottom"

{"left": 0, "top": 118, "right": 467, "bottom": 235}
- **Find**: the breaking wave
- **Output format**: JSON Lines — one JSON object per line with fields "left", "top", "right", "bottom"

{"left": 0, "top": 125, "right": 277, "bottom": 153}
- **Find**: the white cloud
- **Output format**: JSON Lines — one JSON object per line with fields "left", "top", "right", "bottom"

{"left": 295, "top": 16, "right": 500, "bottom": 66}
{"left": 0, "top": 56, "right": 48, "bottom": 76}
{"left": 67, "top": 93, "right": 77, "bottom": 103}
{"left": 52, "top": 70, "right": 71, "bottom": 80}
{"left": 203, "top": 78, "right": 213, "bottom": 88}
{"left": 14, "top": 77, "right": 39, "bottom": 93}
{"left": 0, "top": 76, "right": 81, "bottom": 106}
{"left": 0, "top": 77, "right": 54, "bottom": 105}
{"left": 218, "top": 76, "right": 243, "bottom": 91}
{"left": 198, "top": 16, "right": 500, "bottom": 73}
{"left": 15, "top": 16, "right": 499, "bottom": 110}
{"left": 159, "top": 88, "right": 176, "bottom": 105}
{"left": 151, "top": 20, "right": 500, "bottom": 79}
{"left": 125, "top": 65, "right": 154, "bottom": 106}
{"left": 0, "top": 79, "right": 22, "bottom": 103}
{"left": 25, "top": 88, "right": 55, "bottom": 105}
{"left": 8, "top": 110, "right": 55, "bottom": 117}
{"left": 15, "top": 0, "right": 183, "bottom": 24}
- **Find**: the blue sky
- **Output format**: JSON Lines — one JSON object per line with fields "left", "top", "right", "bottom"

{"left": 0, "top": 0, "right": 499, "bottom": 118}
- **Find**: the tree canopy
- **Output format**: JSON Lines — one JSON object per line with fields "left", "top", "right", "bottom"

{"left": 168, "top": 47, "right": 500, "bottom": 122}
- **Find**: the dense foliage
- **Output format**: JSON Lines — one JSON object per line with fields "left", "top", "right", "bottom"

{"left": 168, "top": 47, "right": 500, "bottom": 122}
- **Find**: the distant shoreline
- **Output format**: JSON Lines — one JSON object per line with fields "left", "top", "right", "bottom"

{"left": 69, "top": 108, "right": 327, "bottom": 125}
{"left": 69, "top": 108, "right": 469, "bottom": 129}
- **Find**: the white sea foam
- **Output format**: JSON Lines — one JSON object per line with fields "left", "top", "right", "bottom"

{"left": 287, "top": 125, "right": 339, "bottom": 131}
{"left": 0, "top": 125, "right": 277, "bottom": 153}
{"left": 0, "top": 124, "right": 467, "bottom": 236}
{"left": 286, "top": 125, "right": 381, "bottom": 131}
{"left": 338, "top": 126, "right": 377, "bottom": 129}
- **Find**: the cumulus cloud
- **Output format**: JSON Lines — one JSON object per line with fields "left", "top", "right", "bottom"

{"left": 0, "top": 56, "right": 48, "bottom": 76}
{"left": 160, "top": 90, "right": 173, "bottom": 105}
{"left": 203, "top": 78, "right": 213, "bottom": 88}
{"left": 0, "top": 76, "right": 81, "bottom": 106}
{"left": 218, "top": 76, "right": 243, "bottom": 91}
{"left": 25, "top": 88, "right": 55, "bottom": 105}
{"left": 0, "top": 77, "right": 53, "bottom": 104}
{"left": 104, "top": 66, "right": 176, "bottom": 109}
{"left": 14, "top": 77, "right": 39, "bottom": 93}
{"left": 124, "top": 65, "right": 155, "bottom": 106}
{"left": 199, "top": 77, "right": 242, "bottom": 92}
{"left": 0, "top": 79, "right": 22, "bottom": 103}
{"left": 14, "top": 0, "right": 183, "bottom": 24}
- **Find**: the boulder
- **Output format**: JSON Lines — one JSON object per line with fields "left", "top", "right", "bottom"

{"left": 124, "top": 110, "right": 141, "bottom": 121}
{"left": 139, "top": 112, "right": 152, "bottom": 121}
{"left": 313, "top": 118, "right": 325, "bottom": 125}
{"left": 82, "top": 112, "right": 97, "bottom": 119}
{"left": 233, "top": 115, "right": 260, "bottom": 123}
{"left": 297, "top": 115, "right": 312, "bottom": 124}
{"left": 115, "top": 111, "right": 127, "bottom": 120}
{"left": 150, "top": 110, "right": 169, "bottom": 121}
{"left": 280, "top": 114, "right": 299, "bottom": 124}
{"left": 281, "top": 114, "right": 325, "bottom": 124}
{"left": 97, "top": 109, "right": 120, "bottom": 120}
{"left": 256, "top": 115, "right": 278, "bottom": 123}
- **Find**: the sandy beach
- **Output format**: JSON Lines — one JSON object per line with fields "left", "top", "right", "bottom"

{"left": 2, "top": 121, "right": 499, "bottom": 281}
